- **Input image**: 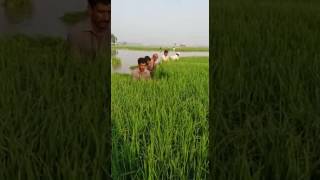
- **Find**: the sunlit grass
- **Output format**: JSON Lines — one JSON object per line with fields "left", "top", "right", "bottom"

{"left": 112, "top": 57, "right": 209, "bottom": 179}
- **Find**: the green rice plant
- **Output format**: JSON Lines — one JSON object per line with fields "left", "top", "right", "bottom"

{"left": 112, "top": 57, "right": 209, "bottom": 179}
{"left": 112, "top": 56, "right": 122, "bottom": 69}
{"left": 0, "top": 34, "right": 111, "bottom": 179}
{"left": 210, "top": 1, "right": 320, "bottom": 179}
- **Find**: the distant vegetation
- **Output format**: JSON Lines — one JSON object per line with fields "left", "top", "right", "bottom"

{"left": 114, "top": 44, "right": 209, "bottom": 52}
{"left": 3, "top": 0, "right": 31, "bottom": 8}
{"left": 2, "top": 0, "right": 33, "bottom": 23}
{"left": 111, "top": 34, "right": 117, "bottom": 44}
{"left": 60, "top": 10, "right": 87, "bottom": 25}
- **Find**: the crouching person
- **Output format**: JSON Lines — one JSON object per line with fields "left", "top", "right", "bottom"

{"left": 132, "top": 57, "right": 151, "bottom": 80}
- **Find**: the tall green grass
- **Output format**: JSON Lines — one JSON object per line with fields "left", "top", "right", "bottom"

{"left": 112, "top": 57, "right": 209, "bottom": 179}
{"left": 111, "top": 56, "right": 122, "bottom": 69}
{"left": 0, "top": 35, "right": 111, "bottom": 179}
{"left": 211, "top": 1, "right": 320, "bottom": 179}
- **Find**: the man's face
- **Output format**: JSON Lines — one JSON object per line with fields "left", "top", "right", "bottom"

{"left": 89, "top": 3, "right": 111, "bottom": 31}
{"left": 153, "top": 54, "right": 158, "bottom": 61}
{"left": 138, "top": 63, "right": 146, "bottom": 72}
{"left": 164, "top": 52, "right": 168, "bottom": 56}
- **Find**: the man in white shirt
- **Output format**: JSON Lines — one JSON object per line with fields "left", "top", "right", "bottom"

{"left": 161, "top": 50, "right": 170, "bottom": 62}
{"left": 170, "top": 52, "right": 180, "bottom": 61}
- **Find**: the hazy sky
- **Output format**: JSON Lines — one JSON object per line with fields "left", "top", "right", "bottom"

{"left": 112, "top": 0, "right": 209, "bottom": 46}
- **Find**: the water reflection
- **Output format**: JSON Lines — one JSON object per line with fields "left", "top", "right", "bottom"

{"left": 0, "top": 0, "right": 87, "bottom": 37}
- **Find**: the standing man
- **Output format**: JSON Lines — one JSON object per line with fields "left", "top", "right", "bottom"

{"left": 132, "top": 58, "right": 151, "bottom": 80}
{"left": 67, "top": 0, "right": 111, "bottom": 59}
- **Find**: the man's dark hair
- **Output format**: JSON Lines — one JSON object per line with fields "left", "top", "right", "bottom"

{"left": 88, "top": 0, "right": 110, "bottom": 8}
{"left": 144, "top": 56, "right": 151, "bottom": 62}
{"left": 138, "top": 57, "right": 146, "bottom": 65}
{"left": 164, "top": 50, "right": 168, "bottom": 53}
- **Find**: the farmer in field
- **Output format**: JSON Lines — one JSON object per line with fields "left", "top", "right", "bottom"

{"left": 67, "top": 0, "right": 111, "bottom": 59}
{"left": 132, "top": 58, "right": 151, "bottom": 80}
{"left": 161, "top": 50, "right": 170, "bottom": 62}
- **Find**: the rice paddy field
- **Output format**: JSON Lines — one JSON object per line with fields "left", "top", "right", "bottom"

{"left": 210, "top": 1, "right": 320, "bottom": 179}
{"left": 0, "top": 34, "right": 208, "bottom": 179}
{"left": 111, "top": 57, "right": 209, "bottom": 179}
{"left": 0, "top": 35, "right": 111, "bottom": 179}
{"left": 3, "top": 0, "right": 320, "bottom": 179}
{"left": 112, "top": 57, "right": 209, "bottom": 179}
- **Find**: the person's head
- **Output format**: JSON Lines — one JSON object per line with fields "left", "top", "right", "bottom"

{"left": 145, "top": 56, "right": 151, "bottom": 64}
{"left": 176, "top": 52, "right": 180, "bottom": 56}
{"left": 138, "top": 57, "right": 147, "bottom": 72}
{"left": 164, "top": 50, "right": 168, "bottom": 56}
{"left": 152, "top": 53, "right": 159, "bottom": 61}
{"left": 88, "top": 0, "right": 111, "bottom": 32}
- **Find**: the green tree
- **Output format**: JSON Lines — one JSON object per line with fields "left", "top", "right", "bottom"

{"left": 111, "top": 34, "right": 117, "bottom": 44}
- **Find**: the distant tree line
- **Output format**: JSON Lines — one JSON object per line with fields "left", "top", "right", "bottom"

{"left": 111, "top": 34, "right": 117, "bottom": 44}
